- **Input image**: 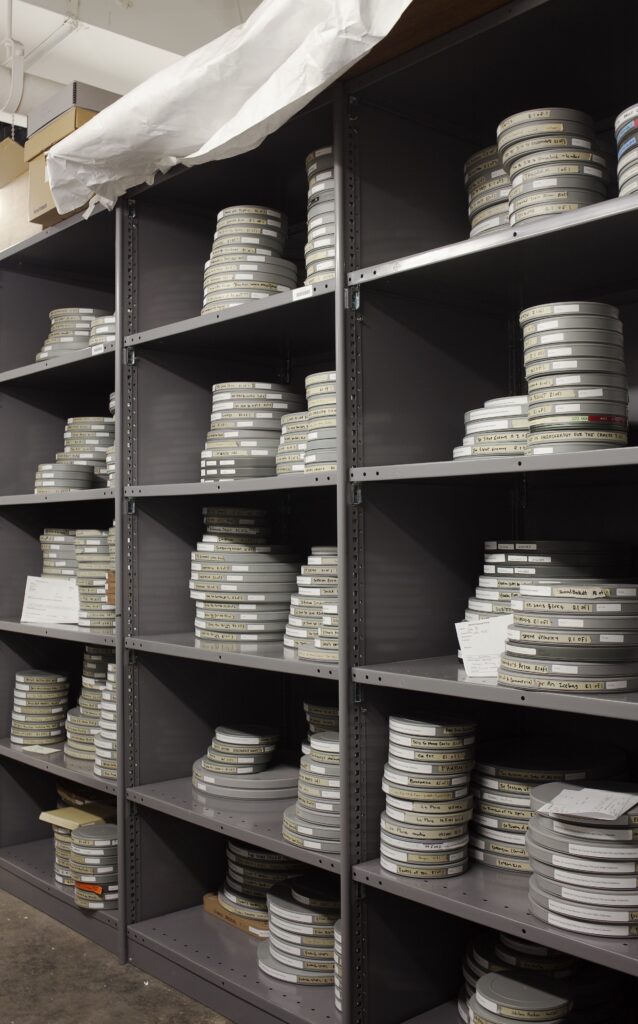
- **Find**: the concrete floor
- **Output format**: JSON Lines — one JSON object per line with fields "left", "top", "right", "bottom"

{"left": 0, "top": 889, "right": 231, "bottom": 1024}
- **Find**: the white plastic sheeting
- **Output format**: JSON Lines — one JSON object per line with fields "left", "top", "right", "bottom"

{"left": 47, "top": 0, "right": 412, "bottom": 214}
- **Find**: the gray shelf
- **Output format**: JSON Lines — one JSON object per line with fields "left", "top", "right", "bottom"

{"left": 353, "top": 656, "right": 638, "bottom": 722}
{"left": 124, "top": 281, "right": 335, "bottom": 353}
{"left": 125, "top": 474, "right": 335, "bottom": 499}
{"left": 0, "top": 618, "right": 115, "bottom": 646}
{"left": 0, "top": 489, "right": 114, "bottom": 506}
{"left": 0, "top": 342, "right": 115, "bottom": 387}
{"left": 347, "top": 196, "right": 638, "bottom": 305}
{"left": 350, "top": 448, "right": 638, "bottom": 484}
{"left": 128, "top": 905, "right": 339, "bottom": 1024}
{"left": 0, "top": 737, "right": 117, "bottom": 795}
{"left": 353, "top": 859, "right": 638, "bottom": 978}
{"left": 404, "top": 1007, "right": 456, "bottom": 1024}
{"left": 125, "top": 634, "right": 338, "bottom": 679}
{"left": 127, "top": 776, "right": 339, "bottom": 875}
{"left": 0, "top": 837, "right": 118, "bottom": 953}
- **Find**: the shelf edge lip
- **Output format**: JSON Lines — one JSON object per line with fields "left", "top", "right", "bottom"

{"left": 350, "top": 447, "right": 638, "bottom": 483}
{"left": 0, "top": 619, "right": 115, "bottom": 646}
{"left": 0, "top": 489, "right": 114, "bottom": 506}
{"left": 352, "top": 860, "right": 638, "bottom": 977}
{"left": 0, "top": 739, "right": 117, "bottom": 793}
{"left": 124, "top": 635, "right": 338, "bottom": 678}
{"left": 124, "top": 475, "right": 335, "bottom": 498}
{"left": 124, "top": 279, "right": 336, "bottom": 348}
{"left": 347, "top": 195, "right": 638, "bottom": 287}
{"left": 125, "top": 783, "right": 341, "bottom": 874}
{"left": 0, "top": 343, "right": 116, "bottom": 384}
{"left": 351, "top": 665, "right": 638, "bottom": 721}
{"left": 0, "top": 206, "right": 110, "bottom": 266}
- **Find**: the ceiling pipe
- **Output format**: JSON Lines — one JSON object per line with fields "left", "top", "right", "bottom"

{"left": 0, "top": 0, "right": 24, "bottom": 114}
{"left": 24, "top": 15, "right": 79, "bottom": 70}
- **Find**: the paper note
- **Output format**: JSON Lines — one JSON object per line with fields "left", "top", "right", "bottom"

{"left": 543, "top": 788, "right": 638, "bottom": 821}
{"left": 21, "top": 575, "right": 79, "bottom": 624}
{"left": 23, "top": 745, "right": 62, "bottom": 754}
{"left": 455, "top": 615, "right": 513, "bottom": 678}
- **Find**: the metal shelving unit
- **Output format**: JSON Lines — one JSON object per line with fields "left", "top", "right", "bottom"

{"left": 2, "top": 2, "right": 638, "bottom": 1023}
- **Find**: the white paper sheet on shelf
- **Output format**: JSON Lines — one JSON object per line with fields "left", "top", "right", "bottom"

{"left": 47, "top": 0, "right": 411, "bottom": 214}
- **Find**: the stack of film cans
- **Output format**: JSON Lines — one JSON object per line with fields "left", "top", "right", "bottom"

{"left": 201, "top": 205, "right": 296, "bottom": 316}
{"left": 34, "top": 414, "right": 115, "bottom": 493}
{"left": 40, "top": 528, "right": 77, "bottom": 580}
{"left": 52, "top": 819, "right": 74, "bottom": 889}
{"left": 470, "top": 740, "right": 626, "bottom": 874}
{"left": 64, "top": 646, "right": 109, "bottom": 764}
{"left": 615, "top": 102, "right": 638, "bottom": 198}
{"left": 527, "top": 783, "right": 638, "bottom": 941}
{"left": 284, "top": 546, "right": 339, "bottom": 663}
{"left": 463, "top": 540, "right": 524, "bottom": 623}
{"left": 498, "top": 541, "right": 638, "bottom": 695}
{"left": 94, "top": 661, "right": 117, "bottom": 780}
{"left": 76, "top": 527, "right": 116, "bottom": 632}
{"left": 258, "top": 874, "right": 339, "bottom": 986}
{"left": 380, "top": 716, "right": 476, "bottom": 879}
{"left": 470, "top": 972, "right": 572, "bottom": 1024}
{"left": 284, "top": 730, "right": 340, "bottom": 855}
{"left": 189, "top": 506, "right": 298, "bottom": 646}
{"left": 305, "top": 146, "right": 335, "bottom": 284}
{"left": 334, "top": 919, "right": 342, "bottom": 1011}
{"left": 304, "top": 701, "right": 339, "bottom": 741}
{"left": 217, "top": 839, "right": 299, "bottom": 923}
{"left": 458, "top": 926, "right": 630, "bottom": 1024}
{"left": 71, "top": 822, "right": 118, "bottom": 911}
{"left": 305, "top": 371, "right": 336, "bottom": 472}
{"left": 202, "top": 381, "right": 303, "bottom": 480}
{"left": 10, "top": 670, "right": 69, "bottom": 747}
{"left": 521, "top": 300, "right": 628, "bottom": 454}
{"left": 453, "top": 396, "right": 528, "bottom": 460}
{"left": 35, "top": 307, "right": 109, "bottom": 362}
{"left": 192, "top": 724, "right": 298, "bottom": 801}
{"left": 276, "top": 411, "right": 308, "bottom": 475}
{"left": 498, "top": 107, "right": 610, "bottom": 228}
{"left": 464, "top": 145, "right": 511, "bottom": 237}
{"left": 88, "top": 314, "right": 115, "bottom": 352}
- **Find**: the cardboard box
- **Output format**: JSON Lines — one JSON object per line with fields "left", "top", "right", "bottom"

{"left": 28, "top": 152, "right": 83, "bottom": 227}
{"left": 0, "top": 138, "right": 26, "bottom": 187}
{"left": 24, "top": 107, "right": 96, "bottom": 162}
{"left": 27, "top": 81, "right": 119, "bottom": 137}
{"left": 0, "top": 170, "right": 42, "bottom": 250}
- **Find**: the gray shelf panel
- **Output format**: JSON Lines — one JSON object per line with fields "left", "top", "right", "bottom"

{"left": 0, "top": 207, "right": 114, "bottom": 278}
{"left": 129, "top": 905, "right": 339, "bottom": 1024}
{"left": 0, "top": 342, "right": 115, "bottom": 387}
{"left": 0, "top": 618, "right": 115, "bottom": 647}
{"left": 404, "top": 1006, "right": 456, "bottom": 1024}
{"left": 125, "top": 281, "right": 336, "bottom": 352}
{"left": 350, "top": 448, "right": 638, "bottom": 484}
{"left": 126, "top": 634, "right": 338, "bottom": 680}
{"left": 126, "top": 474, "right": 335, "bottom": 499}
{"left": 347, "top": 195, "right": 638, "bottom": 304}
{"left": 353, "top": 656, "right": 638, "bottom": 722}
{"left": 0, "top": 737, "right": 117, "bottom": 795}
{"left": 354, "top": 859, "right": 638, "bottom": 978}
{"left": 127, "top": 777, "right": 339, "bottom": 875}
{"left": 0, "top": 837, "right": 118, "bottom": 951}
{"left": 0, "top": 489, "right": 114, "bottom": 507}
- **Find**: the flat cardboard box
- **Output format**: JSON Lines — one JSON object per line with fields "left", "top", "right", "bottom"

{"left": 28, "top": 152, "right": 82, "bottom": 227}
{"left": 203, "top": 892, "right": 269, "bottom": 938}
{"left": 39, "top": 804, "right": 114, "bottom": 830}
{"left": 0, "top": 171, "right": 42, "bottom": 250}
{"left": 0, "top": 138, "right": 26, "bottom": 187}
{"left": 28, "top": 81, "right": 119, "bottom": 137}
{"left": 24, "top": 107, "right": 96, "bottom": 162}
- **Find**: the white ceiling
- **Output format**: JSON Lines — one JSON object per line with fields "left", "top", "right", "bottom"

{"left": 1, "top": 0, "right": 262, "bottom": 124}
